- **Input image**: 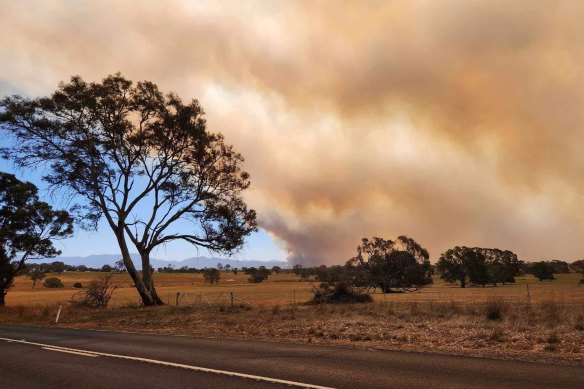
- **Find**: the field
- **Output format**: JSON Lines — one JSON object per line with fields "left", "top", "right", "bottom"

{"left": 2, "top": 272, "right": 583, "bottom": 366}
{"left": 5, "top": 271, "right": 584, "bottom": 307}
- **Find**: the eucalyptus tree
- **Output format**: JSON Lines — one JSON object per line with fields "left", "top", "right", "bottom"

{"left": 436, "top": 246, "right": 489, "bottom": 288}
{"left": 347, "top": 235, "right": 433, "bottom": 293}
{"left": 0, "top": 173, "right": 73, "bottom": 305}
{"left": 0, "top": 74, "right": 257, "bottom": 305}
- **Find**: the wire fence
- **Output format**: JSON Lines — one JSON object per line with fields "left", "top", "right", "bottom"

{"left": 173, "top": 289, "right": 314, "bottom": 307}
{"left": 166, "top": 283, "right": 584, "bottom": 308}
{"left": 17, "top": 281, "right": 583, "bottom": 308}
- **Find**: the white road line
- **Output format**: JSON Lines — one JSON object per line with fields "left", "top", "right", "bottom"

{"left": 0, "top": 337, "right": 334, "bottom": 389}
{"left": 42, "top": 347, "right": 99, "bottom": 357}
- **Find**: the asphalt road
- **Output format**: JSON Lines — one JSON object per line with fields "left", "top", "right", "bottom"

{"left": 0, "top": 324, "right": 582, "bottom": 389}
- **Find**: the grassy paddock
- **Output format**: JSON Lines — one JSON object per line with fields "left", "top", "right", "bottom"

{"left": 5, "top": 272, "right": 583, "bottom": 307}
{"left": 2, "top": 272, "right": 583, "bottom": 365}
{"left": 1, "top": 297, "right": 583, "bottom": 366}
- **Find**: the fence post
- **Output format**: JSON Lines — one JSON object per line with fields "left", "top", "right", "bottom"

{"left": 176, "top": 292, "right": 180, "bottom": 306}
{"left": 230, "top": 292, "right": 234, "bottom": 308}
{"left": 55, "top": 305, "right": 62, "bottom": 324}
{"left": 293, "top": 290, "right": 296, "bottom": 305}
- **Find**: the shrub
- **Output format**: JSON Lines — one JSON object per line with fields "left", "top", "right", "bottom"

{"left": 71, "top": 274, "right": 118, "bottom": 308}
{"left": 311, "top": 282, "right": 373, "bottom": 304}
{"left": 73, "top": 282, "right": 83, "bottom": 288}
{"left": 248, "top": 273, "right": 268, "bottom": 283}
{"left": 485, "top": 297, "right": 507, "bottom": 321}
{"left": 203, "top": 268, "right": 220, "bottom": 284}
{"left": 246, "top": 266, "right": 271, "bottom": 283}
{"left": 43, "top": 277, "right": 64, "bottom": 288}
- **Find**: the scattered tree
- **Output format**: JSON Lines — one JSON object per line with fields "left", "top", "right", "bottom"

{"left": 50, "top": 261, "right": 66, "bottom": 275}
{"left": 479, "top": 248, "right": 520, "bottom": 285}
{"left": 347, "top": 236, "right": 433, "bottom": 293}
{"left": 100, "top": 264, "right": 113, "bottom": 273}
{"left": 292, "top": 264, "right": 310, "bottom": 280}
{"left": 245, "top": 266, "right": 271, "bottom": 283}
{"left": 203, "top": 268, "right": 220, "bottom": 284}
{"left": 549, "top": 260, "right": 570, "bottom": 274}
{"left": 0, "top": 173, "right": 73, "bottom": 305}
{"left": 114, "top": 259, "right": 125, "bottom": 273}
{"left": 0, "top": 74, "right": 257, "bottom": 305}
{"left": 271, "top": 266, "right": 282, "bottom": 274}
{"left": 436, "top": 246, "right": 489, "bottom": 288}
{"left": 570, "top": 260, "right": 584, "bottom": 274}
{"left": 527, "top": 261, "right": 555, "bottom": 281}
{"left": 77, "top": 265, "right": 89, "bottom": 272}
{"left": 28, "top": 266, "right": 46, "bottom": 289}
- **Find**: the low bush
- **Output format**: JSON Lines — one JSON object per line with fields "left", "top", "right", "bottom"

{"left": 485, "top": 297, "right": 507, "bottom": 321}
{"left": 43, "top": 277, "right": 64, "bottom": 288}
{"left": 71, "top": 274, "right": 118, "bottom": 308}
{"left": 311, "top": 282, "right": 373, "bottom": 304}
{"left": 73, "top": 282, "right": 83, "bottom": 288}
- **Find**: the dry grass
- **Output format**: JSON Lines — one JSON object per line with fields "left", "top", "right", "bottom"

{"left": 5, "top": 272, "right": 583, "bottom": 307}
{"left": 1, "top": 299, "right": 583, "bottom": 366}
{"left": 2, "top": 271, "right": 583, "bottom": 365}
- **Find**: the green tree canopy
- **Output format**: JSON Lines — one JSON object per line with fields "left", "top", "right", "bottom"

{"left": 0, "top": 74, "right": 257, "bottom": 305}
{"left": 0, "top": 172, "right": 73, "bottom": 305}
{"left": 436, "top": 246, "right": 489, "bottom": 288}
{"left": 347, "top": 235, "right": 433, "bottom": 293}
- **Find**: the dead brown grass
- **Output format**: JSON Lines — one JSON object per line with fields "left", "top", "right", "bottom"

{"left": 5, "top": 272, "right": 584, "bottom": 308}
{"left": 1, "top": 298, "right": 583, "bottom": 366}
{"left": 3, "top": 272, "right": 583, "bottom": 365}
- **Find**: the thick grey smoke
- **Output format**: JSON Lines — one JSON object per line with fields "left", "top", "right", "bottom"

{"left": 1, "top": 0, "right": 583, "bottom": 264}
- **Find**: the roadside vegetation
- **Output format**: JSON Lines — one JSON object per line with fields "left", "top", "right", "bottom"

{"left": 1, "top": 295, "right": 582, "bottom": 366}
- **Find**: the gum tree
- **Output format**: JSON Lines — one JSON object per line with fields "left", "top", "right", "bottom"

{"left": 0, "top": 74, "right": 257, "bottom": 305}
{"left": 0, "top": 173, "right": 73, "bottom": 305}
{"left": 347, "top": 235, "right": 433, "bottom": 293}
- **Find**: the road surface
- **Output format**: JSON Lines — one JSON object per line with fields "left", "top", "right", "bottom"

{"left": 0, "top": 324, "right": 582, "bottom": 388}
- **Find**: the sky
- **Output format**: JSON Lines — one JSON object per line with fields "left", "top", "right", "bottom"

{"left": 1, "top": 0, "right": 583, "bottom": 265}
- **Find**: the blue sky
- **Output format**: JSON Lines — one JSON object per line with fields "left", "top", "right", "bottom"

{"left": 0, "top": 155, "right": 287, "bottom": 261}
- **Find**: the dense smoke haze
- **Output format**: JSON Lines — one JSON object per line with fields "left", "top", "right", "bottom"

{"left": 1, "top": 0, "right": 583, "bottom": 264}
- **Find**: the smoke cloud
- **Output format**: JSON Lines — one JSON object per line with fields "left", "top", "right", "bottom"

{"left": 1, "top": 0, "right": 583, "bottom": 264}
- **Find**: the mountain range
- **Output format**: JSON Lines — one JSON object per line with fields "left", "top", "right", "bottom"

{"left": 37, "top": 254, "right": 289, "bottom": 270}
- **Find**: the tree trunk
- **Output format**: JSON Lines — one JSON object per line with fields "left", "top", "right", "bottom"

{"left": 460, "top": 277, "right": 466, "bottom": 288}
{"left": 140, "top": 251, "right": 164, "bottom": 305}
{"left": 0, "top": 290, "right": 5, "bottom": 306}
{"left": 114, "top": 230, "right": 157, "bottom": 306}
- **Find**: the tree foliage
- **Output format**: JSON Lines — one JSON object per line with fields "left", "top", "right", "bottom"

{"left": 43, "top": 277, "right": 64, "bottom": 288}
{"left": 245, "top": 266, "right": 271, "bottom": 283}
{"left": 527, "top": 261, "right": 555, "bottom": 281}
{"left": 27, "top": 265, "right": 46, "bottom": 289}
{"left": 0, "top": 74, "right": 257, "bottom": 305}
{"left": 202, "top": 268, "right": 220, "bottom": 284}
{"left": 0, "top": 173, "right": 73, "bottom": 305}
{"left": 437, "top": 246, "right": 520, "bottom": 288}
{"left": 346, "top": 236, "right": 433, "bottom": 293}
